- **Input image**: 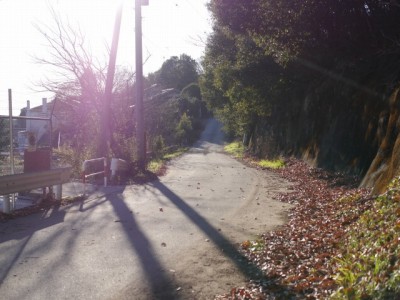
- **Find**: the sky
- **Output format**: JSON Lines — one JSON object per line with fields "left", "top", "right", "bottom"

{"left": 0, "top": 0, "right": 212, "bottom": 116}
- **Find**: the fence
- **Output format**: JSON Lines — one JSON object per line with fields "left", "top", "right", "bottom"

{"left": 0, "top": 93, "right": 130, "bottom": 213}
{"left": 0, "top": 115, "right": 52, "bottom": 176}
{"left": 0, "top": 106, "right": 55, "bottom": 212}
{"left": 82, "top": 157, "right": 108, "bottom": 196}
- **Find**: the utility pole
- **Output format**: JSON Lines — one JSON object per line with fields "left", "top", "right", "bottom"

{"left": 102, "top": 2, "right": 123, "bottom": 157}
{"left": 135, "top": 0, "right": 148, "bottom": 171}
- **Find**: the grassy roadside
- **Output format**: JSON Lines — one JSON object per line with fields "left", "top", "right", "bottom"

{"left": 331, "top": 180, "right": 400, "bottom": 299}
{"left": 220, "top": 141, "right": 400, "bottom": 299}
{"left": 147, "top": 147, "right": 188, "bottom": 175}
{"left": 224, "top": 142, "right": 246, "bottom": 159}
{"left": 224, "top": 141, "right": 285, "bottom": 170}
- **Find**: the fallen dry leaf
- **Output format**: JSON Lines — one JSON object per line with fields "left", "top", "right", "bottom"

{"left": 216, "top": 158, "right": 371, "bottom": 299}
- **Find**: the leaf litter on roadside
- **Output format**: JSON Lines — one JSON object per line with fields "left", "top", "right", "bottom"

{"left": 216, "top": 158, "right": 372, "bottom": 299}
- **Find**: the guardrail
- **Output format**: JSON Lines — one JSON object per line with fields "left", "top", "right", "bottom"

{"left": 0, "top": 167, "right": 72, "bottom": 213}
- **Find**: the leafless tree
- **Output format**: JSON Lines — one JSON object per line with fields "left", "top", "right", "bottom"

{"left": 32, "top": 5, "right": 121, "bottom": 157}
{"left": 33, "top": 6, "right": 107, "bottom": 115}
{"left": 32, "top": 4, "right": 150, "bottom": 159}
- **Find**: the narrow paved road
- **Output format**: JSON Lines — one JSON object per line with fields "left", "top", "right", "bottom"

{"left": 0, "top": 119, "right": 292, "bottom": 299}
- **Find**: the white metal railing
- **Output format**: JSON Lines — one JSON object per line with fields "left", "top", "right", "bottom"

{"left": 82, "top": 158, "right": 107, "bottom": 196}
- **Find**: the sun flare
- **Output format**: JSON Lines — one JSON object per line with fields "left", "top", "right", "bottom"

{"left": 0, "top": 0, "right": 211, "bottom": 114}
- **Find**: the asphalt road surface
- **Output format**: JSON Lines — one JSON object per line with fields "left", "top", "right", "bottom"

{"left": 0, "top": 119, "right": 292, "bottom": 300}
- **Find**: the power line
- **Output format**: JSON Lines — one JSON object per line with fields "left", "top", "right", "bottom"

{"left": 182, "top": 0, "right": 203, "bottom": 16}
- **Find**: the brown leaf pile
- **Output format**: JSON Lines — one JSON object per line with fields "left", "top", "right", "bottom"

{"left": 218, "top": 158, "right": 373, "bottom": 299}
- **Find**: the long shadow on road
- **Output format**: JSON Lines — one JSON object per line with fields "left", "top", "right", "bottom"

{"left": 150, "top": 180, "right": 293, "bottom": 296}
{"left": 150, "top": 180, "right": 261, "bottom": 277}
{"left": 108, "top": 193, "right": 181, "bottom": 299}
{"left": 0, "top": 205, "right": 66, "bottom": 286}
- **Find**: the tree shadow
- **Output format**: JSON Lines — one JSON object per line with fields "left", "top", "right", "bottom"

{"left": 0, "top": 204, "right": 66, "bottom": 285}
{"left": 78, "top": 196, "right": 108, "bottom": 212}
{"left": 108, "top": 192, "right": 181, "bottom": 299}
{"left": 149, "top": 180, "right": 294, "bottom": 296}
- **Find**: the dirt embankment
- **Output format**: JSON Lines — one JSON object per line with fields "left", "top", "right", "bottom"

{"left": 247, "top": 70, "right": 400, "bottom": 194}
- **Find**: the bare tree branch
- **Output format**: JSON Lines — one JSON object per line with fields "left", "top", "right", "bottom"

{"left": 32, "top": 4, "right": 106, "bottom": 99}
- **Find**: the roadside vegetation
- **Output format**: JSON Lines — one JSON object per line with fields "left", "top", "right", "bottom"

{"left": 332, "top": 185, "right": 400, "bottom": 299}
{"left": 224, "top": 142, "right": 245, "bottom": 158}
{"left": 0, "top": 118, "right": 9, "bottom": 151}
{"left": 203, "top": 3, "right": 400, "bottom": 296}
{"left": 45, "top": 50, "right": 206, "bottom": 179}
{"left": 200, "top": 1, "right": 400, "bottom": 187}
{"left": 224, "top": 141, "right": 285, "bottom": 169}
{"left": 218, "top": 157, "right": 400, "bottom": 299}
{"left": 147, "top": 147, "right": 188, "bottom": 175}
{"left": 257, "top": 159, "right": 285, "bottom": 170}
{"left": 27, "top": 9, "right": 207, "bottom": 180}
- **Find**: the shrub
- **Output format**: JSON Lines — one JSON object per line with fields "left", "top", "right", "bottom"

{"left": 258, "top": 159, "right": 285, "bottom": 169}
{"left": 331, "top": 178, "right": 400, "bottom": 299}
{"left": 151, "top": 135, "right": 165, "bottom": 159}
{"left": 176, "top": 113, "right": 193, "bottom": 145}
{"left": 53, "top": 145, "right": 95, "bottom": 178}
{"left": 224, "top": 141, "right": 245, "bottom": 158}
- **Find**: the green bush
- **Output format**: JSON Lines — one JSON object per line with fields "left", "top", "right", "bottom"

{"left": 176, "top": 113, "right": 193, "bottom": 145}
{"left": 224, "top": 141, "right": 245, "bottom": 158}
{"left": 151, "top": 135, "right": 165, "bottom": 158}
{"left": 258, "top": 159, "right": 285, "bottom": 169}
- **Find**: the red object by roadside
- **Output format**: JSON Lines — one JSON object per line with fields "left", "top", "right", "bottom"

{"left": 24, "top": 149, "right": 51, "bottom": 172}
